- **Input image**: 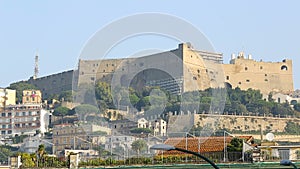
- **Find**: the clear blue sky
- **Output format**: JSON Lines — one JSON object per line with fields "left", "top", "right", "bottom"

{"left": 1, "top": 1, "right": 299, "bottom": 89}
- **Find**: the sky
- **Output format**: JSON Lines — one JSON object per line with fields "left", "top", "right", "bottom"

{"left": 0, "top": 1, "right": 299, "bottom": 89}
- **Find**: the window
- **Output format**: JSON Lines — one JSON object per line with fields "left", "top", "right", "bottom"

{"left": 246, "top": 79, "right": 250, "bottom": 82}
{"left": 1, "top": 113, "right": 5, "bottom": 117}
{"left": 91, "top": 77, "right": 95, "bottom": 81}
{"left": 193, "top": 77, "right": 197, "bottom": 80}
{"left": 238, "top": 82, "right": 242, "bottom": 85}
{"left": 226, "top": 76, "right": 229, "bottom": 80}
{"left": 245, "top": 67, "right": 248, "bottom": 71}
{"left": 281, "top": 65, "right": 288, "bottom": 71}
{"left": 260, "top": 66, "right": 263, "bottom": 70}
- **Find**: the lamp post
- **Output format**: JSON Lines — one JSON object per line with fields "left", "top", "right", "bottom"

{"left": 280, "top": 160, "right": 298, "bottom": 169}
{"left": 150, "top": 144, "right": 219, "bottom": 169}
{"left": 223, "top": 130, "right": 235, "bottom": 162}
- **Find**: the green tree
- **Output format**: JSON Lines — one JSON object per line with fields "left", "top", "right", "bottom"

{"left": 227, "top": 137, "right": 243, "bottom": 152}
{"left": 129, "top": 93, "right": 140, "bottom": 106}
{"left": 8, "top": 82, "right": 37, "bottom": 103}
{"left": 53, "top": 106, "right": 71, "bottom": 123}
{"left": 21, "top": 153, "right": 35, "bottom": 168}
{"left": 130, "top": 128, "right": 152, "bottom": 134}
{"left": 285, "top": 121, "right": 300, "bottom": 134}
{"left": 37, "top": 144, "right": 47, "bottom": 167}
{"left": 131, "top": 139, "right": 147, "bottom": 158}
{"left": 294, "top": 103, "right": 300, "bottom": 112}
{"left": 72, "top": 104, "right": 99, "bottom": 121}
{"left": 59, "top": 90, "right": 73, "bottom": 102}
{"left": 95, "top": 82, "right": 113, "bottom": 108}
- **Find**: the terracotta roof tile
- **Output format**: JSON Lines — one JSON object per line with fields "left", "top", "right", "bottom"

{"left": 157, "top": 136, "right": 252, "bottom": 156}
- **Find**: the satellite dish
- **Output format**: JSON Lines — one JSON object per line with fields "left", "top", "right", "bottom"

{"left": 266, "top": 132, "right": 275, "bottom": 141}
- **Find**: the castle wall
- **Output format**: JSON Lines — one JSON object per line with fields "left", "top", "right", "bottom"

{"left": 28, "top": 70, "right": 74, "bottom": 98}
{"left": 192, "top": 113, "right": 300, "bottom": 133}
{"left": 223, "top": 58, "right": 294, "bottom": 94}
{"left": 30, "top": 43, "right": 294, "bottom": 100}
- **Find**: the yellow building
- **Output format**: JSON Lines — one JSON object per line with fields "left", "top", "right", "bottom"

{"left": 0, "top": 88, "right": 16, "bottom": 108}
{"left": 223, "top": 52, "right": 294, "bottom": 94}
{"left": 22, "top": 90, "right": 42, "bottom": 104}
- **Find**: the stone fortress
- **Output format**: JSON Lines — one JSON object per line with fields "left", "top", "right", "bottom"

{"left": 27, "top": 43, "right": 294, "bottom": 98}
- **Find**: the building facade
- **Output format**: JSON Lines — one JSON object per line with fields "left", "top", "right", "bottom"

{"left": 0, "top": 88, "right": 16, "bottom": 108}
{"left": 52, "top": 124, "right": 111, "bottom": 156}
{"left": 22, "top": 90, "right": 42, "bottom": 104}
{"left": 52, "top": 124, "right": 89, "bottom": 156}
{"left": 223, "top": 52, "right": 294, "bottom": 94}
{"left": 0, "top": 104, "right": 50, "bottom": 138}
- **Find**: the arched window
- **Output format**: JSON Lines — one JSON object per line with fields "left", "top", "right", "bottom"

{"left": 281, "top": 65, "right": 288, "bottom": 71}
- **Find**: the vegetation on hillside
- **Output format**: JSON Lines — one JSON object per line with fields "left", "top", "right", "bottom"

{"left": 8, "top": 82, "right": 37, "bottom": 103}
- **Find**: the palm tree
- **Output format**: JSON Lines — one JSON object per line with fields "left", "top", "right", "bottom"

{"left": 37, "top": 144, "right": 46, "bottom": 167}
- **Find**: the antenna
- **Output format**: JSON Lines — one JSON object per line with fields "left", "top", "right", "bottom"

{"left": 33, "top": 50, "right": 39, "bottom": 79}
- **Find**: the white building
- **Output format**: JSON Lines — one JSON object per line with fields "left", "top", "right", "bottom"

{"left": 137, "top": 118, "right": 167, "bottom": 137}
{"left": 104, "top": 135, "right": 136, "bottom": 151}
{"left": 270, "top": 93, "right": 300, "bottom": 105}
{"left": 0, "top": 104, "right": 50, "bottom": 138}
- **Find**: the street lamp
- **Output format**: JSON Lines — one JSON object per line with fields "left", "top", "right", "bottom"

{"left": 150, "top": 144, "right": 219, "bottom": 169}
{"left": 280, "top": 159, "right": 298, "bottom": 169}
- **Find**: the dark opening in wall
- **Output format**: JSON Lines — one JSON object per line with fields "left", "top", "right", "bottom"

{"left": 281, "top": 65, "right": 288, "bottom": 71}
